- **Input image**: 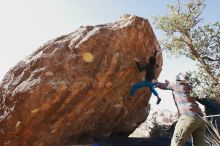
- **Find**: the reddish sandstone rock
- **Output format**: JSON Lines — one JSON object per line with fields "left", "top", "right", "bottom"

{"left": 0, "top": 15, "right": 162, "bottom": 146}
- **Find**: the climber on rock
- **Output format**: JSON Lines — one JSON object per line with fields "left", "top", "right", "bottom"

{"left": 155, "top": 73, "right": 206, "bottom": 146}
{"left": 124, "top": 49, "right": 161, "bottom": 105}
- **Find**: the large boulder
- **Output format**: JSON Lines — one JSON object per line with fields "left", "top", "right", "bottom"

{"left": 0, "top": 15, "right": 162, "bottom": 146}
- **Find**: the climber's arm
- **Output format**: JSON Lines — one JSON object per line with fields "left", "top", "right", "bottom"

{"left": 155, "top": 80, "right": 174, "bottom": 90}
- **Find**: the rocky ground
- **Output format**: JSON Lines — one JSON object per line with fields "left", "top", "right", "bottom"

{"left": 97, "top": 136, "right": 192, "bottom": 146}
{"left": 67, "top": 109, "right": 190, "bottom": 146}
{"left": 131, "top": 108, "right": 178, "bottom": 138}
{"left": 66, "top": 135, "right": 192, "bottom": 146}
{"left": 97, "top": 135, "right": 176, "bottom": 146}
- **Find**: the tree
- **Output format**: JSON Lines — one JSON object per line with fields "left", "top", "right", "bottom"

{"left": 153, "top": 0, "right": 220, "bottom": 99}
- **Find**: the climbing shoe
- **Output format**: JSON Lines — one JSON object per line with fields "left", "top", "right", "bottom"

{"left": 156, "top": 98, "right": 161, "bottom": 105}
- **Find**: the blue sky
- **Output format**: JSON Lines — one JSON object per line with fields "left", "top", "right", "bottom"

{"left": 0, "top": 0, "right": 219, "bottom": 110}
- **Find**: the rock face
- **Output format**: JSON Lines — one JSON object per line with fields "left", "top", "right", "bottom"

{"left": 0, "top": 15, "right": 162, "bottom": 146}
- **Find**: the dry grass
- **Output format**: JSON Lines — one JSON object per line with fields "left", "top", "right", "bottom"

{"left": 198, "top": 115, "right": 220, "bottom": 146}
